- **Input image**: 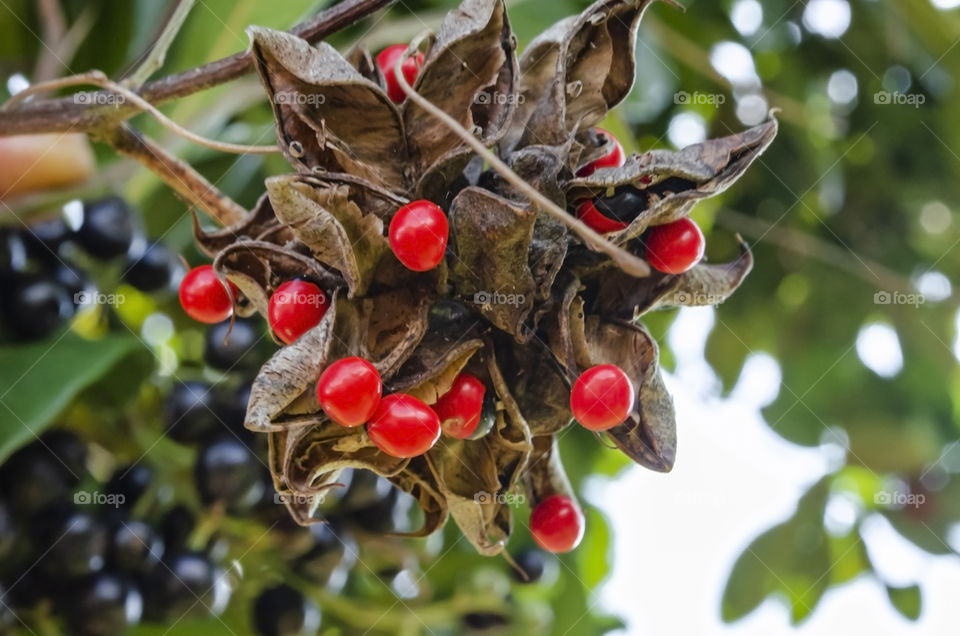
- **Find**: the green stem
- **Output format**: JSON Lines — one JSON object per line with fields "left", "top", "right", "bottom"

{"left": 124, "top": 0, "right": 198, "bottom": 88}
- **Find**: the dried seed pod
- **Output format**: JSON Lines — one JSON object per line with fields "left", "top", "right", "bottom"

{"left": 216, "top": 0, "right": 778, "bottom": 554}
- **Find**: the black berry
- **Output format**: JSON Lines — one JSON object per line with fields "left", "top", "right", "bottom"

{"left": 253, "top": 584, "right": 321, "bottom": 636}
{"left": 163, "top": 381, "right": 221, "bottom": 443}
{"left": 159, "top": 505, "right": 195, "bottom": 554}
{"left": 0, "top": 434, "right": 83, "bottom": 513}
{"left": 293, "top": 519, "right": 355, "bottom": 586}
{"left": 339, "top": 469, "right": 393, "bottom": 511}
{"left": 462, "top": 612, "right": 509, "bottom": 630}
{"left": 76, "top": 196, "right": 135, "bottom": 259}
{"left": 105, "top": 464, "right": 152, "bottom": 510}
{"left": 350, "top": 483, "right": 414, "bottom": 534}
{"left": 22, "top": 216, "right": 71, "bottom": 261}
{"left": 59, "top": 572, "right": 142, "bottom": 636}
{"left": 0, "top": 500, "right": 16, "bottom": 560}
{"left": 591, "top": 187, "right": 645, "bottom": 225}
{"left": 1, "top": 273, "right": 73, "bottom": 339}
{"left": 122, "top": 242, "right": 175, "bottom": 292}
{"left": 109, "top": 519, "right": 163, "bottom": 572}
{"left": 37, "top": 508, "right": 109, "bottom": 578}
{"left": 143, "top": 552, "right": 229, "bottom": 620}
{"left": 41, "top": 430, "right": 87, "bottom": 479}
{"left": 53, "top": 263, "right": 91, "bottom": 307}
{"left": 0, "top": 227, "right": 28, "bottom": 274}
{"left": 194, "top": 438, "right": 264, "bottom": 511}
{"left": 511, "top": 548, "right": 552, "bottom": 584}
{"left": 204, "top": 318, "right": 262, "bottom": 373}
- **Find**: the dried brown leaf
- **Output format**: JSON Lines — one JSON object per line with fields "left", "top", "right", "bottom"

{"left": 581, "top": 317, "right": 676, "bottom": 472}
{"left": 266, "top": 175, "right": 390, "bottom": 296}
{"left": 449, "top": 186, "right": 536, "bottom": 337}
{"left": 407, "top": 0, "right": 517, "bottom": 196}
{"left": 248, "top": 27, "right": 408, "bottom": 190}
{"left": 593, "top": 239, "right": 754, "bottom": 318}
{"left": 213, "top": 240, "right": 342, "bottom": 320}
{"left": 389, "top": 337, "right": 484, "bottom": 403}
{"left": 568, "top": 118, "right": 779, "bottom": 245}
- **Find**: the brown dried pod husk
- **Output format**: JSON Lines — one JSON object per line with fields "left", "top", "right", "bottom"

{"left": 228, "top": 0, "right": 777, "bottom": 552}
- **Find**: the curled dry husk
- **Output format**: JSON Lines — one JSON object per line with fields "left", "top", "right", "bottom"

{"left": 191, "top": 0, "right": 778, "bottom": 554}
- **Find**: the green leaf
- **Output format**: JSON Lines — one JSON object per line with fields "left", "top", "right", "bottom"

{"left": 0, "top": 333, "right": 146, "bottom": 463}
{"left": 827, "top": 531, "right": 871, "bottom": 585}
{"left": 577, "top": 507, "right": 612, "bottom": 588}
{"left": 721, "top": 478, "right": 832, "bottom": 624}
{"left": 885, "top": 584, "right": 922, "bottom": 621}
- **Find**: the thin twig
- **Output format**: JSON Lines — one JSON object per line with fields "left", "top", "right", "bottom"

{"left": 124, "top": 0, "right": 198, "bottom": 88}
{"left": 717, "top": 208, "right": 914, "bottom": 291}
{"left": 4, "top": 72, "right": 280, "bottom": 155}
{"left": 393, "top": 37, "right": 652, "bottom": 278}
{"left": 96, "top": 124, "right": 247, "bottom": 226}
{"left": 0, "top": 0, "right": 396, "bottom": 136}
{"left": 34, "top": 0, "right": 67, "bottom": 82}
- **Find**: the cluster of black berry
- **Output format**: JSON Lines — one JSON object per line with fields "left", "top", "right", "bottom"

{"left": 0, "top": 196, "right": 179, "bottom": 342}
{"left": 0, "top": 416, "right": 553, "bottom": 635}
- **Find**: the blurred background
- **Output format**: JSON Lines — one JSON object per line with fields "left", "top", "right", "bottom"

{"left": 0, "top": 0, "right": 957, "bottom": 634}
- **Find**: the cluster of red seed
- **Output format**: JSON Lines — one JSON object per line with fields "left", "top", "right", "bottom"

{"left": 575, "top": 129, "right": 707, "bottom": 274}
{"left": 176, "top": 43, "right": 716, "bottom": 555}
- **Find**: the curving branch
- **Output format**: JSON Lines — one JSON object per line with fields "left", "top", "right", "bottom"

{"left": 95, "top": 124, "right": 247, "bottom": 226}
{"left": 0, "top": 0, "right": 396, "bottom": 136}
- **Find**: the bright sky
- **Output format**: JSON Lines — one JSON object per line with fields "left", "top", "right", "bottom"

{"left": 591, "top": 307, "right": 960, "bottom": 635}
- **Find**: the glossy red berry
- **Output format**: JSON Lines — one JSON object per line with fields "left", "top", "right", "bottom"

{"left": 268, "top": 280, "right": 329, "bottom": 345}
{"left": 388, "top": 200, "right": 448, "bottom": 272}
{"left": 376, "top": 44, "right": 425, "bottom": 104}
{"left": 644, "top": 217, "right": 705, "bottom": 275}
{"left": 179, "top": 265, "right": 238, "bottom": 324}
{"left": 570, "top": 364, "right": 634, "bottom": 431}
{"left": 576, "top": 128, "right": 625, "bottom": 177}
{"left": 530, "top": 495, "right": 584, "bottom": 553}
{"left": 575, "top": 200, "right": 629, "bottom": 234}
{"left": 317, "top": 357, "right": 382, "bottom": 428}
{"left": 367, "top": 394, "right": 441, "bottom": 458}
{"left": 433, "top": 373, "right": 486, "bottom": 439}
